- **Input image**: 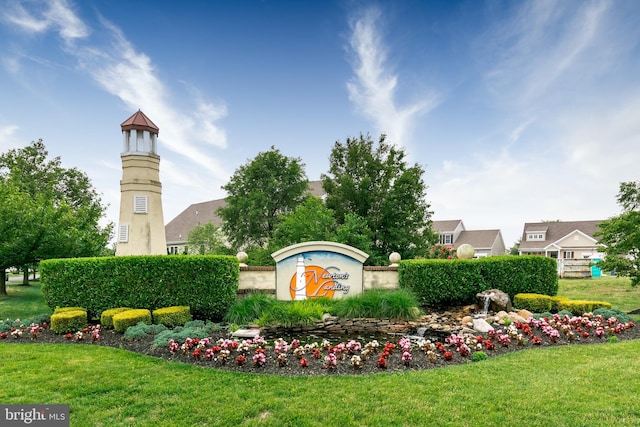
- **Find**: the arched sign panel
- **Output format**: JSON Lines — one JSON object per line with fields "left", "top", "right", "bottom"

{"left": 272, "top": 241, "right": 369, "bottom": 301}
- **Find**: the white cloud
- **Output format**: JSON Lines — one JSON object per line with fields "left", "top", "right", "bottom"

{"left": 482, "top": 1, "right": 613, "bottom": 109}
{"left": 345, "top": 6, "right": 438, "bottom": 148}
{"left": 77, "top": 18, "right": 230, "bottom": 182}
{"left": 2, "top": 0, "right": 89, "bottom": 44}
{"left": 0, "top": 123, "right": 20, "bottom": 150}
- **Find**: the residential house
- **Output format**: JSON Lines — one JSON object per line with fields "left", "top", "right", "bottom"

{"left": 432, "top": 220, "right": 506, "bottom": 257}
{"left": 165, "top": 181, "right": 325, "bottom": 254}
{"left": 518, "top": 220, "right": 605, "bottom": 260}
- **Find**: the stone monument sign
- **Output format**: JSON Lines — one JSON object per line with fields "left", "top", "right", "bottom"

{"left": 271, "top": 241, "right": 369, "bottom": 301}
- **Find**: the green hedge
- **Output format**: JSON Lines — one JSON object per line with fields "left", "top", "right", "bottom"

{"left": 100, "top": 307, "right": 133, "bottom": 329}
{"left": 152, "top": 306, "right": 192, "bottom": 328}
{"left": 40, "top": 255, "right": 239, "bottom": 321}
{"left": 50, "top": 310, "right": 87, "bottom": 334}
{"left": 399, "top": 256, "right": 558, "bottom": 306}
{"left": 513, "top": 293, "right": 553, "bottom": 313}
{"left": 112, "top": 309, "right": 152, "bottom": 333}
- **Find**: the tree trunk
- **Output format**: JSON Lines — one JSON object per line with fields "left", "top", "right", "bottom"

{"left": 0, "top": 269, "right": 7, "bottom": 296}
{"left": 21, "top": 267, "right": 30, "bottom": 286}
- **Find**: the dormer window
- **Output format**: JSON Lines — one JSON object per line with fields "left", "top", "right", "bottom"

{"left": 439, "top": 233, "right": 453, "bottom": 245}
{"left": 527, "top": 233, "right": 545, "bottom": 241}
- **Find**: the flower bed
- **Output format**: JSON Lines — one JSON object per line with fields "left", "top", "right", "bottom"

{"left": 1, "top": 312, "right": 638, "bottom": 376}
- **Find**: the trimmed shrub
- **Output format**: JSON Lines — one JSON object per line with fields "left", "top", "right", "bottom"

{"left": 556, "top": 300, "right": 612, "bottom": 315}
{"left": 399, "top": 256, "right": 557, "bottom": 307}
{"left": 50, "top": 310, "right": 87, "bottom": 333}
{"left": 100, "top": 307, "right": 132, "bottom": 329}
{"left": 513, "top": 293, "right": 553, "bottom": 313}
{"left": 40, "top": 255, "right": 239, "bottom": 320}
{"left": 112, "top": 309, "right": 152, "bottom": 333}
{"left": 152, "top": 306, "right": 192, "bottom": 328}
{"left": 550, "top": 296, "right": 570, "bottom": 312}
{"left": 54, "top": 307, "right": 86, "bottom": 314}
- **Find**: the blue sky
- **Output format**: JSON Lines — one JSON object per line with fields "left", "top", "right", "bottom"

{"left": 1, "top": 0, "right": 639, "bottom": 249}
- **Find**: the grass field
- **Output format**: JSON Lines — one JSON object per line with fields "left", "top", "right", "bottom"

{"left": 0, "top": 281, "right": 51, "bottom": 320}
{"left": 558, "top": 276, "right": 640, "bottom": 313}
{"left": 2, "top": 276, "right": 640, "bottom": 426}
{"left": 1, "top": 341, "right": 640, "bottom": 426}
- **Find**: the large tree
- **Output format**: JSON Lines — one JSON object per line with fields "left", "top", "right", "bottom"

{"left": 0, "top": 140, "right": 112, "bottom": 294}
{"left": 186, "top": 222, "right": 230, "bottom": 255}
{"left": 595, "top": 181, "right": 640, "bottom": 286}
{"left": 218, "top": 146, "right": 308, "bottom": 249}
{"left": 321, "top": 133, "right": 436, "bottom": 263}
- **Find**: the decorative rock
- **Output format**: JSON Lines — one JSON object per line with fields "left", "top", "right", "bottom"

{"left": 507, "top": 313, "right": 526, "bottom": 323}
{"left": 389, "top": 252, "right": 401, "bottom": 266}
{"left": 473, "top": 318, "right": 494, "bottom": 333}
{"left": 476, "top": 289, "right": 512, "bottom": 313}
{"left": 232, "top": 328, "right": 261, "bottom": 339}
{"left": 461, "top": 315, "right": 473, "bottom": 325}
{"left": 456, "top": 244, "right": 475, "bottom": 259}
{"left": 517, "top": 309, "right": 533, "bottom": 320}
{"left": 236, "top": 251, "right": 248, "bottom": 267}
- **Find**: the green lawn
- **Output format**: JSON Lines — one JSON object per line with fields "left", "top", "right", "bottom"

{"left": 1, "top": 341, "right": 640, "bottom": 426}
{"left": 558, "top": 276, "right": 640, "bottom": 313}
{"left": 0, "top": 281, "right": 51, "bottom": 320}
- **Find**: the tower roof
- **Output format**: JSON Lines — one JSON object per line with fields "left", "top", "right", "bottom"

{"left": 121, "top": 110, "right": 159, "bottom": 135}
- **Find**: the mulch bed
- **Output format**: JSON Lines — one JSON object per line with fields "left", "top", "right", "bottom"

{"left": 3, "top": 314, "right": 639, "bottom": 376}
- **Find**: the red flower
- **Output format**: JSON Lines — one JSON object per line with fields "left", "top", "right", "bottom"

{"left": 0, "top": 332, "right": 7, "bottom": 339}
{"left": 582, "top": 332, "right": 589, "bottom": 338}
{"left": 444, "top": 351, "right": 453, "bottom": 361}
{"left": 65, "top": 333, "right": 73, "bottom": 341}
{"left": 235, "top": 355, "right": 247, "bottom": 366}
{"left": 300, "top": 358, "right": 308, "bottom": 368}
{"left": 377, "top": 357, "right": 387, "bottom": 369}
{"left": 312, "top": 349, "right": 321, "bottom": 360}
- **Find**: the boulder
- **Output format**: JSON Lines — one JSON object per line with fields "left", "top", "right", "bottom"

{"left": 473, "top": 318, "right": 494, "bottom": 333}
{"left": 476, "top": 289, "right": 512, "bottom": 313}
{"left": 517, "top": 309, "right": 533, "bottom": 320}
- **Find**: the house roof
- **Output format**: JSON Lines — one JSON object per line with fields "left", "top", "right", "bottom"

{"left": 519, "top": 220, "right": 604, "bottom": 251}
{"left": 432, "top": 220, "right": 463, "bottom": 233}
{"left": 165, "top": 199, "right": 227, "bottom": 244}
{"left": 165, "top": 180, "right": 325, "bottom": 245}
{"left": 121, "top": 110, "right": 159, "bottom": 134}
{"left": 455, "top": 230, "right": 502, "bottom": 249}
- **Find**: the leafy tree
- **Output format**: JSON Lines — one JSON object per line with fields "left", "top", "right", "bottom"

{"left": 218, "top": 146, "right": 308, "bottom": 249}
{"left": 596, "top": 181, "right": 640, "bottom": 286}
{"left": 321, "top": 133, "right": 436, "bottom": 263}
{"left": 334, "top": 213, "right": 373, "bottom": 255}
{"left": 272, "top": 197, "right": 336, "bottom": 249}
{"left": 0, "top": 140, "right": 112, "bottom": 294}
{"left": 186, "top": 222, "right": 230, "bottom": 255}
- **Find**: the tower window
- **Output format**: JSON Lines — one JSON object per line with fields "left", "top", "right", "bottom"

{"left": 134, "top": 195, "right": 148, "bottom": 214}
{"left": 118, "top": 224, "right": 129, "bottom": 242}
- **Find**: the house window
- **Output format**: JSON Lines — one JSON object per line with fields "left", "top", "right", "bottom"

{"left": 439, "top": 234, "right": 453, "bottom": 245}
{"left": 118, "top": 224, "right": 129, "bottom": 243}
{"left": 563, "top": 251, "right": 574, "bottom": 259}
{"left": 134, "top": 195, "right": 148, "bottom": 214}
{"left": 527, "top": 233, "right": 544, "bottom": 241}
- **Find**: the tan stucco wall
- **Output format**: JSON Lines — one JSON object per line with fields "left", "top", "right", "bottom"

{"left": 237, "top": 267, "right": 400, "bottom": 294}
{"left": 116, "top": 153, "right": 167, "bottom": 256}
